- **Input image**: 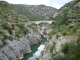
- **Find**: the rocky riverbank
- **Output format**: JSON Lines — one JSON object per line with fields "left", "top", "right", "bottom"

{"left": 41, "top": 34, "right": 79, "bottom": 60}
{"left": 0, "top": 23, "right": 48, "bottom": 60}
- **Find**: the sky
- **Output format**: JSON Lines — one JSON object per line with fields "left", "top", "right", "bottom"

{"left": 4, "top": 0, "right": 73, "bottom": 9}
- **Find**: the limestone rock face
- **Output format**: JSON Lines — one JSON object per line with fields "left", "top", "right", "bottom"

{"left": 0, "top": 51, "right": 8, "bottom": 60}
{"left": 0, "top": 26, "right": 44, "bottom": 60}
{"left": 41, "top": 35, "right": 78, "bottom": 60}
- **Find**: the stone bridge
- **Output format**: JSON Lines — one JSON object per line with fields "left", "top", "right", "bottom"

{"left": 29, "top": 21, "right": 53, "bottom": 24}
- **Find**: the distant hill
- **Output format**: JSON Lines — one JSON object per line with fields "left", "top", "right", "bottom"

{"left": 0, "top": 1, "right": 57, "bottom": 21}
{"left": 53, "top": 0, "right": 80, "bottom": 25}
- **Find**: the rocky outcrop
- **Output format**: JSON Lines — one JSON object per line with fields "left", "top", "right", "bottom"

{"left": 0, "top": 25, "right": 44, "bottom": 60}
{"left": 41, "top": 34, "right": 78, "bottom": 60}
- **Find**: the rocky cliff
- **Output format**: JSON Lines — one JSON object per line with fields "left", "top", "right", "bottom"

{"left": 0, "top": 23, "right": 48, "bottom": 60}
{"left": 41, "top": 34, "right": 79, "bottom": 60}
{"left": 41, "top": 0, "right": 80, "bottom": 60}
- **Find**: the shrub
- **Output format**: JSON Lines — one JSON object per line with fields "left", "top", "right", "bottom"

{"left": 12, "top": 24, "right": 14, "bottom": 30}
{"left": 52, "top": 55, "right": 64, "bottom": 60}
{"left": 68, "top": 26, "right": 74, "bottom": 29}
{"left": 27, "top": 23, "right": 37, "bottom": 28}
{"left": 77, "top": 38, "right": 80, "bottom": 44}
{"left": 0, "top": 30, "right": 3, "bottom": 34}
{"left": 48, "top": 30, "right": 56, "bottom": 39}
{"left": 1, "top": 23, "right": 9, "bottom": 29}
{"left": 72, "top": 27, "right": 77, "bottom": 33}
{"left": 67, "top": 31, "right": 74, "bottom": 35}
{"left": 15, "top": 32, "right": 20, "bottom": 38}
{"left": 1, "top": 34, "right": 7, "bottom": 45}
{"left": 61, "top": 42, "right": 69, "bottom": 55}
{"left": 61, "top": 31, "right": 67, "bottom": 36}
{"left": 50, "top": 42, "right": 56, "bottom": 53}
{"left": 22, "top": 29, "right": 29, "bottom": 35}
{"left": 67, "top": 52, "right": 76, "bottom": 60}
{"left": 7, "top": 27, "right": 12, "bottom": 35}
{"left": 2, "top": 34, "right": 7, "bottom": 40}
{"left": 1, "top": 23, "right": 12, "bottom": 34}
{"left": 8, "top": 36, "right": 13, "bottom": 41}
{"left": 56, "top": 34, "right": 60, "bottom": 39}
{"left": 2, "top": 40, "right": 7, "bottom": 45}
{"left": 17, "top": 24, "right": 25, "bottom": 29}
{"left": 36, "top": 58, "right": 39, "bottom": 60}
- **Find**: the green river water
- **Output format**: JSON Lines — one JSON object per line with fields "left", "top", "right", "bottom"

{"left": 22, "top": 38, "right": 46, "bottom": 60}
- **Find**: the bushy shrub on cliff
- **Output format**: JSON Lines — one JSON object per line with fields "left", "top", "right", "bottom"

{"left": 53, "top": 38, "right": 80, "bottom": 60}
{"left": 15, "top": 32, "right": 20, "bottom": 38}
{"left": 7, "top": 27, "right": 12, "bottom": 35}
{"left": 8, "top": 36, "right": 13, "bottom": 41}
{"left": 1, "top": 34, "right": 7, "bottom": 40}
{"left": 16, "top": 24, "right": 25, "bottom": 29}
{"left": 12, "top": 24, "right": 14, "bottom": 30}
{"left": 16, "top": 24, "right": 29, "bottom": 35}
{"left": 1, "top": 23, "right": 9, "bottom": 29}
{"left": 1, "top": 23, "right": 13, "bottom": 35}
{"left": 22, "top": 28, "right": 29, "bottom": 35}
{"left": 1, "top": 34, "right": 7, "bottom": 45}
{"left": 51, "top": 55, "right": 64, "bottom": 60}
{"left": 56, "top": 34, "right": 60, "bottom": 39}
{"left": 27, "top": 23, "right": 37, "bottom": 29}
{"left": 50, "top": 39, "right": 80, "bottom": 60}
{"left": 36, "top": 58, "right": 40, "bottom": 60}
{"left": 50, "top": 42, "right": 56, "bottom": 53}
{"left": 0, "top": 30, "right": 3, "bottom": 34}
{"left": 48, "top": 30, "right": 56, "bottom": 39}
{"left": 62, "top": 42, "right": 69, "bottom": 55}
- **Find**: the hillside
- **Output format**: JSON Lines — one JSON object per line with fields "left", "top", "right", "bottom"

{"left": 0, "top": 0, "right": 80, "bottom": 60}
{"left": 0, "top": 1, "right": 57, "bottom": 21}
{"left": 53, "top": 0, "right": 80, "bottom": 25}
{"left": 41, "top": 0, "right": 80, "bottom": 60}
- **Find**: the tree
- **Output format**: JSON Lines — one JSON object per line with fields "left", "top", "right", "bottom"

{"left": 62, "top": 42, "right": 69, "bottom": 55}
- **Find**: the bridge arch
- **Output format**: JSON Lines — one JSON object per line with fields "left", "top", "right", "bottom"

{"left": 31, "top": 21, "right": 53, "bottom": 24}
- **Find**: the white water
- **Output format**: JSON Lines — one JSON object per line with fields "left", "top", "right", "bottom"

{"left": 28, "top": 44, "right": 45, "bottom": 60}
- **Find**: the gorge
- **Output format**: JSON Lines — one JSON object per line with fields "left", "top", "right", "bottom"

{"left": 0, "top": 0, "right": 80, "bottom": 60}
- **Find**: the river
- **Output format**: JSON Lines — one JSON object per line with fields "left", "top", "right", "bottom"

{"left": 22, "top": 38, "right": 46, "bottom": 60}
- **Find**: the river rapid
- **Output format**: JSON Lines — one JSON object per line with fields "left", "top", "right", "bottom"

{"left": 22, "top": 38, "right": 46, "bottom": 60}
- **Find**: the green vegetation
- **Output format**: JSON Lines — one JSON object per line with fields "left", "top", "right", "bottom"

{"left": 16, "top": 24, "right": 29, "bottom": 35}
{"left": 49, "top": 0, "right": 80, "bottom": 60}
{"left": 36, "top": 58, "right": 40, "bottom": 60}
{"left": 0, "top": 21, "right": 30, "bottom": 43}
{"left": 51, "top": 38, "right": 80, "bottom": 60}
{"left": 61, "top": 38, "right": 80, "bottom": 60}
{"left": 50, "top": 54, "right": 64, "bottom": 60}
{"left": 8, "top": 36, "right": 13, "bottom": 41}
{"left": 50, "top": 42, "right": 56, "bottom": 53}
{"left": 48, "top": 30, "right": 56, "bottom": 39}
{"left": 27, "top": 23, "right": 37, "bottom": 29}
{"left": 1, "top": 23, "right": 13, "bottom": 35}
{"left": 62, "top": 42, "right": 69, "bottom": 55}
{"left": 15, "top": 32, "right": 20, "bottom": 38}
{"left": 12, "top": 24, "right": 14, "bottom": 30}
{"left": 0, "top": 1, "right": 57, "bottom": 21}
{"left": 56, "top": 34, "right": 60, "bottom": 39}
{"left": 0, "top": 30, "right": 3, "bottom": 34}
{"left": 1, "top": 34, "right": 7, "bottom": 45}
{"left": 1, "top": 23, "right": 9, "bottom": 29}
{"left": 48, "top": 22, "right": 80, "bottom": 39}
{"left": 7, "top": 27, "right": 12, "bottom": 34}
{"left": 1, "top": 34, "right": 7, "bottom": 40}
